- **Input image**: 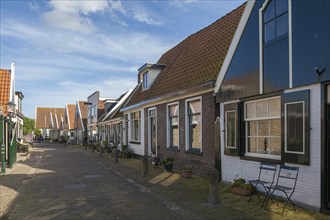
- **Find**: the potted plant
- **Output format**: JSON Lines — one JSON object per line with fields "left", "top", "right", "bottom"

{"left": 151, "top": 155, "right": 160, "bottom": 166}
{"left": 103, "top": 140, "right": 111, "bottom": 153}
{"left": 181, "top": 165, "right": 193, "bottom": 179}
{"left": 230, "top": 177, "right": 255, "bottom": 196}
{"left": 162, "top": 157, "right": 174, "bottom": 172}
{"left": 122, "top": 145, "right": 134, "bottom": 158}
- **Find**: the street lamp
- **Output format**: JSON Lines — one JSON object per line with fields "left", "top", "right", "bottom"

{"left": 7, "top": 101, "right": 16, "bottom": 169}
{"left": 7, "top": 101, "right": 16, "bottom": 118}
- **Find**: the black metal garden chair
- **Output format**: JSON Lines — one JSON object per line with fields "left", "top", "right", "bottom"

{"left": 264, "top": 165, "right": 299, "bottom": 215}
{"left": 248, "top": 162, "right": 277, "bottom": 205}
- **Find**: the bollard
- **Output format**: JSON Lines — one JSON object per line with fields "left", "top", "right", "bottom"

{"left": 1, "top": 143, "right": 5, "bottom": 173}
{"left": 141, "top": 155, "right": 149, "bottom": 177}
{"left": 114, "top": 148, "right": 119, "bottom": 163}
{"left": 205, "top": 168, "right": 222, "bottom": 208}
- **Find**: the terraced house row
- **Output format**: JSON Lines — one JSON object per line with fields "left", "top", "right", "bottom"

{"left": 35, "top": 1, "right": 330, "bottom": 214}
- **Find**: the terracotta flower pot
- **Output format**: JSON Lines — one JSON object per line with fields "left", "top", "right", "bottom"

{"left": 182, "top": 169, "right": 192, "bottom": 179}
{"left": 230, "top": 187, "right": 253, "bottom": 196}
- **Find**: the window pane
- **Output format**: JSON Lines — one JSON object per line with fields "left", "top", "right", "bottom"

{"left": 268, "top": 98, "right": 280, "bottom": 117}
{"left": 135, "top": 120, "right": 140, "bottom": 140}
{"left": 270, "top": 138, "right": 281, "bottom": 155}
{"left": 276, "top": 0, "right": 288, "bottom": 16}
{"left": 256, "top": 99, "right": 268, "bottom": 118}
{"left": 276, "top": 13, "right": 288, "bottom": 37}
{"left": 258, "top": 120, "right": 269, "bottom": 136}
{"left": 264, "top": 0, "right": 275, "bottom": 23}
{"left": 247, "top": 137, "right": 257, "bottom": 153}
{"left": 265, "top": 20, "right": 276, "bottom": 42}
{"left": 143, "top": 72, "right": 149, "bottom": 88}
{"left": 247, "top": 121, "right": 257, "bottom": 136}
{"left": 169, "top": 105, "right": 178, "bottom": 117}
{"left": 270, "top": 119, "right": 281, "bottom": 136}
{"left": 151, "top": 117, "right": 156, "bottom": 154}
{"left": 171, "top": 123, "right": 179, "bottom": 147}
{"left": 246, "top": 102, "right": 256, "bottom": 119}
{"left": 191, "top": 114, "right": 201, "bottom": 149}
{"left": 226, "top": 111, "right": 236, "bottom": 147}
{"left": 286, "top": 103, "right": 304, "bottom": 153}
{"left": 258, "top": 137, "right": 269, "bottom": 154}
{"left": 189, "top": 100, "right": 201, "bottom": 114}
{"left": 149, "top": 109, "right": 156, "bottom": 117}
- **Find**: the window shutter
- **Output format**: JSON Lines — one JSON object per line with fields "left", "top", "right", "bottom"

{"left": 281, "top": 90, "right": 310, "bottom": 165}
{"left": 224, "top": 102, "right": 240, "bottom": 156}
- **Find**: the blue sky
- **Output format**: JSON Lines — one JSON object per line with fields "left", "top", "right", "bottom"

{"left": 1, "top": 0, "right": 245, "bottom": 118}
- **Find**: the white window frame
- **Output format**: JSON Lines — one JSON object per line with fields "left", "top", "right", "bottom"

{"left": 185, "top": 97, "right": 202, "bottom": 152}
{"left": 225, "top": 110, "right": 237, "bottom": 149}
{"left": 244, "top": 96, "right": 281, "bottom": 160}
{"left": 284, "top": 101, "right": 305, "bottom": 154}
{"left": 142, "top": 71, "right": 149, "bottom": 90}
{"left": 148, "top": 107, "right": 157, "bottom": 156}
{"left": 166, "top": 102, "right": 179, "bottom": 149}
{"left": 130, "top": 111, "right": 141, "bottom": 142}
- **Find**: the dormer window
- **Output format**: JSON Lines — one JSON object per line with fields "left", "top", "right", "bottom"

{"left": 138, "top": 63, "right": 165, "bottom": 91}
{"left": 143, "top": 71, "right": 149, "bottom": 89}
{"left": 263, "top": 0, "right": 288, "bottom": 43}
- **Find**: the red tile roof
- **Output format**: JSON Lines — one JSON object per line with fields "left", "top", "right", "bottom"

{"left": 0, "top": 69, "right": 11, "bottom": 115}
{"left": 35, "top": 107, "right": 65, "bottom": 129}
{"left": 126, "top": 3, "right": 245, "bottom": 107}
{"left": 66, "top": 104, "right": 76, "bottom": 130}
{"left": 76, "top": 101, "right": 88, "bottom": 130}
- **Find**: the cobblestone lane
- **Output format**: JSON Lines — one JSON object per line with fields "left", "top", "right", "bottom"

{"left": 2, "top": 144, "right": 199, "bottom": 220}
{"left": 1, "top": 143, "right": 329, "bottom": 220}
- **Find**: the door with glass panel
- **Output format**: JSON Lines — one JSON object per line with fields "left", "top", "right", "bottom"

{"left": 148, "top": 109, "right": 157, "bottom": 156}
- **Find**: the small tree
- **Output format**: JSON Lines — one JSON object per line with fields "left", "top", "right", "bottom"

{"left": 34, "top": 128, "right": 41, "bottom": 137}
{"left": 23, "top": 117, "right": 35, "bottom": 135}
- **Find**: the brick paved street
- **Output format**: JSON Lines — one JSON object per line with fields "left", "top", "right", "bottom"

{"left": 1, "top": 143, "right": 329, "bottom": 220}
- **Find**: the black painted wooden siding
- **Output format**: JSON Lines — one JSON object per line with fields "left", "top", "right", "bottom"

{"left": 292, "top": 0, "right": 330, "bottom": 87}
{"left": 217, "top": 0, "right": 330, "bottom": 103}
{"left": 217, "top": 1, "right": 263, "bottom": 103}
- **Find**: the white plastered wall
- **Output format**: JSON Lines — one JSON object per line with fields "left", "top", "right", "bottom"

{"left": 220, "top": 83, "right": 321, "bottom": 209}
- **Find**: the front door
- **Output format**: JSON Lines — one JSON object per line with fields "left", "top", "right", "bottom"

{"left": 148, "top": 109, "right": 157, "bottom": 156}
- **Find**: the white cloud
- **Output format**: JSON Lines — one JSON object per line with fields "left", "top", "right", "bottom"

{"left": 58, "top": 78, "right": 137, "bottom": 101}
{"left": 42, "top": 0, "right": 109, "bottom": 33}
{"left": 109, "top": 0, "right": 127, "bottom": 15}
{"left": 169, "top": 0, "right": 198, "bottom": 9}
{"left": 133, "top": 11, "right": 165, "bottom": 26}
{"left": 28, "top": 1, "right": 40, "bottom": 12}
{"left": 2, "top": 19, "right": 173, "bottom": 65}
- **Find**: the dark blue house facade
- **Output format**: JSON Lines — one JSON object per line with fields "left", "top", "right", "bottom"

{"left": 214, "top": 0, "right": 330, "bottom": 213}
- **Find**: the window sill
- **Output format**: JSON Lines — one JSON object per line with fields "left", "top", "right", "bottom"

{"left": 167, "top": 147, "right": 180, "bottom": 152}
{"left": 185, "top": 149, "right": 202, "bottom": 155}
{"left": 240, "top": 155, "right": 282, "bottom": 164}
{"left": 129, "top": 141, "right": 141, "bottom": 145}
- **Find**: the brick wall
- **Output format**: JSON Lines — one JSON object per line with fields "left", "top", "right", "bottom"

{"left": 154, "top": 92, "right": 216, "bottom": 177}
